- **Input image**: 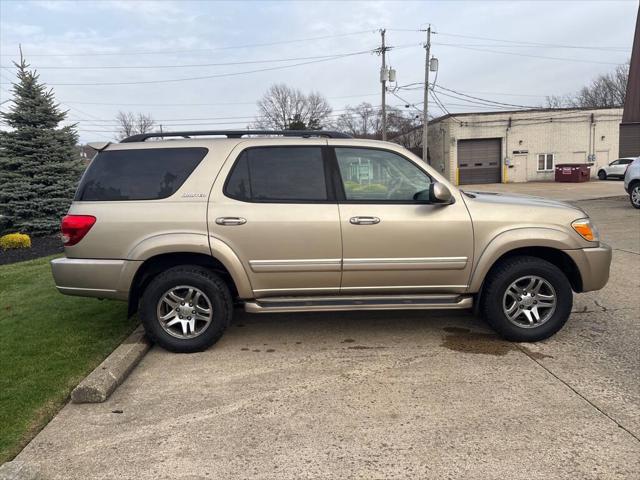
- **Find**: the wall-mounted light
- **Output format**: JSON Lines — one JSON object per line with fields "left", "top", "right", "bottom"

{"left": 518, "top": 140, "right": 523, "bottom": 145}
{"left": 601, "top": 135, "right": 606, "bottom": 141}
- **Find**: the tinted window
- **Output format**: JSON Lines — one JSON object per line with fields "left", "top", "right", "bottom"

{"left": 225, "top": 147, "right": 327, "bottom": 202}
{"left": 335, "top": 148, "right": 431, "bottom": 202}
{"left": 76, "top": 147, "right": 207, "bottom": 201}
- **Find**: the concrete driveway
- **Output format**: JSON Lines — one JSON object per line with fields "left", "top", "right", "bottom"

{"left": 12, "top": 192, "right": 640, "bottom": 479}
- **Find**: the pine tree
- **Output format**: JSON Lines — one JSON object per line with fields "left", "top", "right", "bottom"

{"left": 0, "top": 55, "right": 84, "bottom": 236}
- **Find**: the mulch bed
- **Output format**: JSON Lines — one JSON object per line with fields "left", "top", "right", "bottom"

{"left": 0, "top": 236, "right": 64, "bottom": 266}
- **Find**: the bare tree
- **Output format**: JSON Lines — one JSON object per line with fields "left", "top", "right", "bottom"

{"left": 254, "top": 84, "right": 332, "bottom": 130}
{"left": 336, "top": 102, "right": 420, "bottom": 142}
{"left": 545, "top": 63, "right": 629, "bottom": 109}
{"left": 545, "top": 94, "right": 572, "bottom": 109}
{"left": 572, "top": 63, "right": 628, "bottom": 108}
{"left": 336, "top": 102, "right": 381, "bottom": 138}
{"left": 116, "top": 111, "right": 156, "bottom": 140}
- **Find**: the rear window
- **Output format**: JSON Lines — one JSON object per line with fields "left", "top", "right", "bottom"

{"left": 75, "top": 147, "right": 207, "bottom": 201}
{"left": 224, "top": 147, "right": 327, "bottom": 202}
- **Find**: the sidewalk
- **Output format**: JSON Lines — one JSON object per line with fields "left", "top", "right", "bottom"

{"left": 463, "top": 180, "right": 625, "bottom": 202}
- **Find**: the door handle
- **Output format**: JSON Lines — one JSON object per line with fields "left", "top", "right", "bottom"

{"left": 349, "top": 216, "right": 380, "bottom": 225}
{"left": 215, "top": 217, "right": 247, "bottom": 226}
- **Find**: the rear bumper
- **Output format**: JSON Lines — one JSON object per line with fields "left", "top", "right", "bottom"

{"left": 562, "top": 243, "right": 612, "bottom": 292}
{"left": 50, "top": 257, "right": 141, "bottom": 300}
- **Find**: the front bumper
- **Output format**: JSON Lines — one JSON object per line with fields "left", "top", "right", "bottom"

{"left": 562, "top": 243, "right": 612, "bottom": 292}
{"left": 50, "top": 257, "right": 141, "bottom": 301}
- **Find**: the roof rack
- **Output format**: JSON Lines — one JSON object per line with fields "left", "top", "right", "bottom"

{"left": 120, "top": 129, "right": 352, "bottom": 143}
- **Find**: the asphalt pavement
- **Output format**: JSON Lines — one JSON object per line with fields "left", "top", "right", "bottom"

{"left": 10, "top": 188, "right": 640, "bottom": 480}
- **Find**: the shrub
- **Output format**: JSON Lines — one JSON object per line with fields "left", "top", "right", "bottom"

{"left": 352, "top": 183, "right": 388, "bottom": 193}
{"left": 0, "top": 233, "right": 32, "bottom": 250}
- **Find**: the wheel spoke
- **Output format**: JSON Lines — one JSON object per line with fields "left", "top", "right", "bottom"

{"left": 167, "top": 291, "right": 183, "bottom": 304}
{"left": 531, "top": 278, "right": 543, "bottom": 294}
{"left": 522, "top": 309, "right": 534, "bottom": 325}
{"left": 184, "top": 288, "right": 195, "bottom": 303}
{"left": 159, "top": 310, "right": 176, "bottom": 321}
{"left": 530, "top": 306, "right": 541, "bottom": 322}
{"left": 166, "top": 317, "right": 181, "bottom": 328}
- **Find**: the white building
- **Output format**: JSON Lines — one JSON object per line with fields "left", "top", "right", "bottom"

{"left": 425, "top": 107, "right": 623, "bottom": 185}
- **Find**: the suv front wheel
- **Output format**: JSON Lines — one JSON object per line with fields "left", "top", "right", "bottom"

{"left": 481, "top": 256, "right": 572, "bottom": 342}
{"left": 630, "top": 182, "right": 640, "bottom": 209}
{"left": 140, "top": 265, "right": 232, "bottom": 352}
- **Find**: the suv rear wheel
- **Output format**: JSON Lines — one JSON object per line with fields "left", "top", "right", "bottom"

{"left": 481, "top": 256, "right": 572, "bottom": 342}
{"left": 597, "top": 170, "right": 607, "bottom": 180}
{"left": 140, "top": 265, "right": 232, "bottom": 352}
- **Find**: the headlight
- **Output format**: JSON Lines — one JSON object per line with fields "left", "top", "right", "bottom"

{"left": 572, "top": 218, "right": 599, "bottom": 242}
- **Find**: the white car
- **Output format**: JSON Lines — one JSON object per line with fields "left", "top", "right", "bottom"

{"left": 597, "top": 157, "right": 637, "bottom": 180}
{"left": 624, "top": 157, "right": 640, "bottom": 209}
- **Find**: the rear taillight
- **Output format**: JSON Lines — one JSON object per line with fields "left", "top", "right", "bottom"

{"left": 61, "top": 215, "right": 96, "bottom": 246}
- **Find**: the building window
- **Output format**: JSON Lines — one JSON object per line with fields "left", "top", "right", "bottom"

{"left": 537, "top": 153, "right": 554, "bottom": 172}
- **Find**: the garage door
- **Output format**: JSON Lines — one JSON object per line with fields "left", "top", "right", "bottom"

{"left": 457, "top": 138, "right": 501, "bottom": 184}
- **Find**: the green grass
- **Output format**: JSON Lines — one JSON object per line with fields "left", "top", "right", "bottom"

{"left": 0, "top": 255, "right": 137, "bottom": 463}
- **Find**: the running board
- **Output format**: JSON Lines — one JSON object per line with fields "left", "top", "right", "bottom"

{"left": 244, "top": 294, "right": 473, "bottom": 313}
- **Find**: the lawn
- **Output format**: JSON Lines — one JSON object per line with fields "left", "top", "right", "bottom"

{"left": 0, "top": 255, "right": 137, "bottom": 463}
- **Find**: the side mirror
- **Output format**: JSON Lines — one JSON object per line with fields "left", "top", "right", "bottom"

{"left": 430, "top": 182, "right": 454, "bottom": 204}
{"left": 413, "top": 182, "right": 454, "bottom": 204}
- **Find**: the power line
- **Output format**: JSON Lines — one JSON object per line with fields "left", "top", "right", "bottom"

{"left": 434, "top": 85, "right": 539, "bottom": 109}
{"left": 435, "top": 43, "right": 625, "bottom": 66}
{"left": 54, "top": 91, "right": 381, "bottom": 107}
{"left": 41, "top": 51, "right": 373, "bottom": 86}
{"left": 32, "top": 45, "right": 419, "bottom": 86}
{"left": 436, "top": 32, "right": 631, "bottom": 52}
{"left": 65, "top": 104, "right": 415, "bottom": 127}
{"left": 0, "top": 30, "right": 376, "bottom": 57}
{"left": 0, "top": 51, "right": 384, "bottom": 70}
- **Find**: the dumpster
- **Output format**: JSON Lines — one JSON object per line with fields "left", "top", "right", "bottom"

{"left": 555, "top": 163, "right": 590, "bottom": 182}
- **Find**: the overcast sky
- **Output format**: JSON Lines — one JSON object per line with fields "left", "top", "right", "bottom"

{"left": 0, "top": 0, "right": 637, "bottom": 142}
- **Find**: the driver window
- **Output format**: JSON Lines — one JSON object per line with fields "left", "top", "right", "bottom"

{"left": 335, "top": 148, "right": 431, "bottom": 201}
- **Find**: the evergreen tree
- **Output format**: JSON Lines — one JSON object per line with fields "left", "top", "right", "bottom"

{"left": 0, "top": 56, "right": 83, "bottom": 236}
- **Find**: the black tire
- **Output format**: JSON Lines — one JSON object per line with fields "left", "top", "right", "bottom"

{"left": 630, "top": 182, "right": 640, "bottom": 209}
{"left": 140, "top": 265, "right": 232, "bottom": 353}
{"left": 481, "top": 256, "right": 572, "bottom": 342}
{"left": 597, "top": 170, "right": 607, "bottom": 180}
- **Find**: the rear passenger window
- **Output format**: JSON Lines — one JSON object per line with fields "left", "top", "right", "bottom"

{"left": 224, "top": 147, "right": 327, "bottom": 202}
{"left": 75, "top": 147, "right": 207, "bottom": 201}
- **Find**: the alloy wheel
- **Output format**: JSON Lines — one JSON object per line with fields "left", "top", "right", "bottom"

{"left": 502, "top": 275, "right": 557, "bottom": 328}
{"left": 632, "top": 186, "right": 640, "bottom": 207}
{"left": 156, "top": 285, "right": 213, "bottom": 339}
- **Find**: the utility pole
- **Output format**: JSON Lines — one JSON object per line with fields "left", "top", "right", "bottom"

{"left": 380, "top": 29, "right": 388, "bottom": 141}
{"left": 422, "top": 25, "right": 431, "bottom": 162}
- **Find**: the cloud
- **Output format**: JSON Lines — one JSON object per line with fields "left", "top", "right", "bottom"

{"left": 0, "top": 22, "right": 43, "bottom": 36}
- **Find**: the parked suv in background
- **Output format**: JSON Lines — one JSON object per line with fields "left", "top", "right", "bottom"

{"left": 51, "top": 130, "right": 612, "bottom": 353}
{"left": 624, "top": 157, "right": 640, "bottom": 209}
{"left": 597, "top": 157, "right": 636, "bottom": 180}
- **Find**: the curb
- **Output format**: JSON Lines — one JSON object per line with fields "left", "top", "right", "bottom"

{"left": 0, "top": 461, "right": 43, "bottom": 480}
{"left": 71, "top": 325, "right": 151, "bottom": 403}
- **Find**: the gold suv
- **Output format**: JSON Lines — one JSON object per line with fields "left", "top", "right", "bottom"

{"left": 51, "top": 130, "right": 611, "bottom": 352}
